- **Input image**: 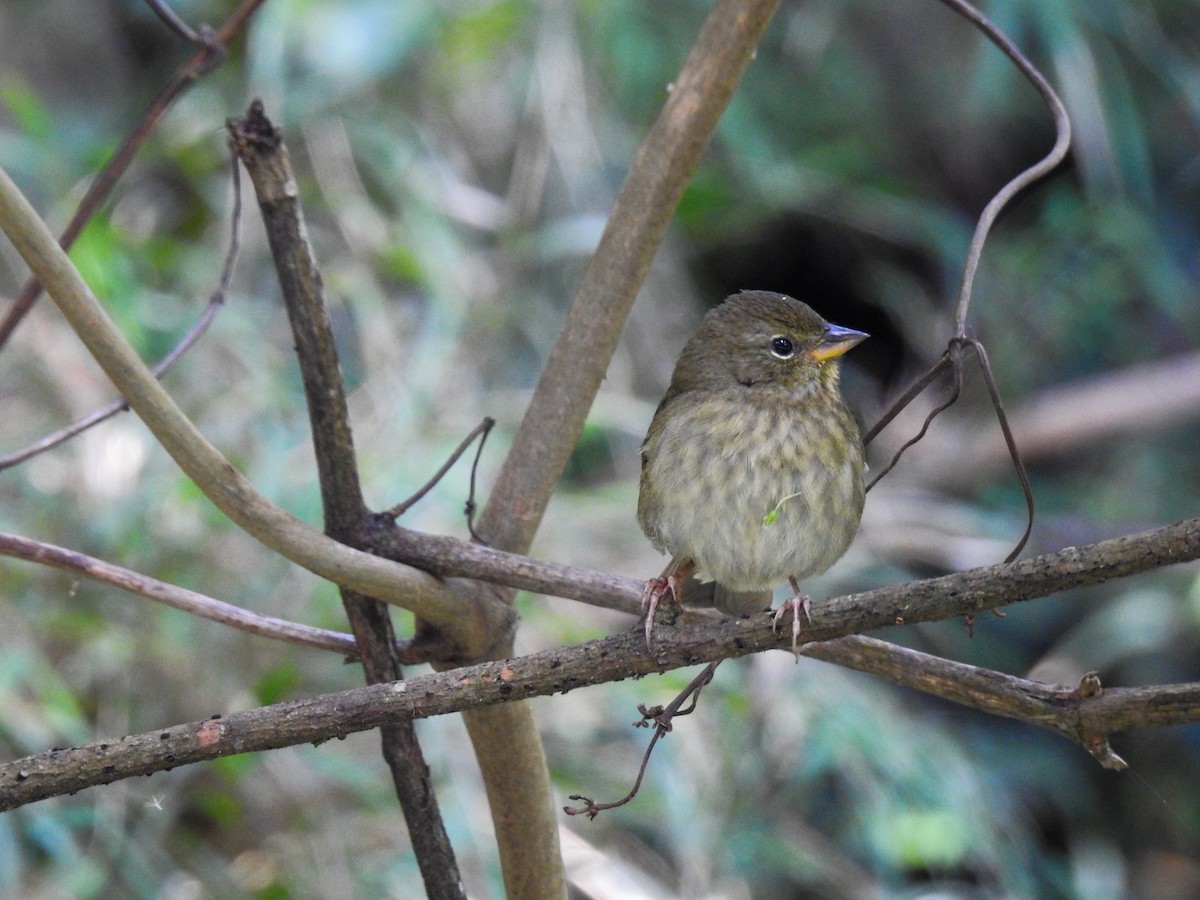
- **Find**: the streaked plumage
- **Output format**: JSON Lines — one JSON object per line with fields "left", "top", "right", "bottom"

{"left": 638, "top": 290, "right": 866, "bottom": 633}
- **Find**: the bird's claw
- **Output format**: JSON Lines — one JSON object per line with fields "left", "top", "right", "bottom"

{"left": 773, "top": 593, "right": 812, "bottom": 660}
{"left": 640, "top": 574, "right": 680, "bottom": 648}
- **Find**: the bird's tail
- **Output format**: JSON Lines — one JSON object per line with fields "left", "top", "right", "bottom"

{"left": 678, "top": 576, "right": 771, "bottom": 618}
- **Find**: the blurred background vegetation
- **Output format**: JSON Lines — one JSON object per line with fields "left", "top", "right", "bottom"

{"left": 1, "top": 0, "right": 1199, "bottom": 897}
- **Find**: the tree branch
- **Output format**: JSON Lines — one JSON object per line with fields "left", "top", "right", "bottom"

{"left": 4, "top": 516, "right": 1197, "bottom": 810}
{"left": 0, "top": 161, "right": 473, "bottom": 630}
{"left": 1, "top": 146, "right": 243, "bottom": 472}
{"left": 0, "top": 531, "right": 356, "bottom": 655}
{"left": 442, "top": 3, "right": 784, "bottom": 894}
{"left": 475, "top": 0, "right": 784, "bottom": 556}
{"left": 0, "top": 0, "right": 268, "bottom": 350}
{"left": 229, "top": 103, "right": 465, "bottom": 899}
{"left": 4, "top": 518, "right": 1195, "bottom": 816}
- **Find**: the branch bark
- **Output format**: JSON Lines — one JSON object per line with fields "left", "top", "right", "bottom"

{"left": 433, "top": 2, "right": 785, "bottom": 895}
{"left": 229, "top": 103, "right": 465, "bottom": 899}
{"left": 475, "top": 0, "right": 784, "bottom": 555}
{"left": 4, "top": 517, "right": 1197, "bottom": 811}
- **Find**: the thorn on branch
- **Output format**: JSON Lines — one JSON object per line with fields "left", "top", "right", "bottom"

{"left": 1072, "top": 672, "right": 1129, "bottom": 771}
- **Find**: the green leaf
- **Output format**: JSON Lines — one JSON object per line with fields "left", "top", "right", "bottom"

{"left": 762, "top": 491, "right": 802, "bottom": 527}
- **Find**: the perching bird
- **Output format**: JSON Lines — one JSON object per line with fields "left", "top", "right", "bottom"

{"left": 637, "top": 290, "right": 867, "bottom": 651}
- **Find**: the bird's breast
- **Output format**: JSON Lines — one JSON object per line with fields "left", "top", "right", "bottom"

{"left": 638, "top": 390, "right": 864, "bottom": 591}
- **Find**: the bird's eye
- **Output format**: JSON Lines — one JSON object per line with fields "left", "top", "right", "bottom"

{"left": 770, "top": 336, "right": 794, "bottom": 359}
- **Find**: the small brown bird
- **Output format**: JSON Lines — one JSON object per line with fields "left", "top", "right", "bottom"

{"left": 637, "top": 290, "right": 867, "bottom": 651}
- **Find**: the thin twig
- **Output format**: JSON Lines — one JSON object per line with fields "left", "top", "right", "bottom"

{"left": 0, "top": 148, "right": 242, "bottom": 472}
{"left": 932, "top": 0, "right": 1073, "bottom": 336}
{"left": 861, "top": 355, "right": 953, "bottom": 447}
{"left": 0, "top": 532, "right": 356, "bottom": 656}
{"left": 385, "top": 417, "right": 496, "bottom": 521}
{"left": 465, "top": 417, "right": 494, "bottom": 541}
{"left": 564, "top": 662, "right": 720, "bottom": 818}
{"left": 861, "top": 0, "right": 1071, "bottom": 553}
{"left": 0, "top": 134, "right": 472, "bottom": 630}
{"left": 967, "top": 338, "right": 1034, "bottom": 561}
{"left": 142, "top": 0, "right": 203, "bottom": 47}
{"left": 866, "top": 348, "right": 963, "bottom": 490}
{"left": 0, "top": 0, "right": 267, "bottom": 351}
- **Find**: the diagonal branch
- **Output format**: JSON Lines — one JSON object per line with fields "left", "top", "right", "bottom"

{"left": 228, "top": 103, "right": 465, "bottom": 899}
{"left": 435, "top": 4, "right": 784, "bottom": 895}
{"left": 0, "top": 531, "right": 355, "bottom": 655}
{"left": 0, "top": 146, "right": 243, "bottom": 472}
{"left": 0, "top": 161, "right": 475, "bottom": 630}
{"left": 0, "top": 0, "right": 268, "bottom": 350}
{"left": 476, "top": 0, "right": 785, "bottom": 556}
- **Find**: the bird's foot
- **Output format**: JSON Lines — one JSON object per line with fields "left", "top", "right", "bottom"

{"left": 773, "top": 578, "right": 812, "bottom": 659}
{"left": 640, "top": 573, "right": 681, "bottom": 648}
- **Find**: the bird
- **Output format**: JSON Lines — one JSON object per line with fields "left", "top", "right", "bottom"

{"left": 636, "top": 289, "right": 867, "bottom": 653}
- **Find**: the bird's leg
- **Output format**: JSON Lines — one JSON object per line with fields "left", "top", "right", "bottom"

{"left": 773, "top": 576, "right": 812, "bottom": 659}
{"left": 641, "top": 557, "right": 695, "bottom": 647}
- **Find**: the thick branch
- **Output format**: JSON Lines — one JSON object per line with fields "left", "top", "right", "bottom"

{"left": 0, "top": 162, "right": 471, "bottom": 629}
{"left": 4, "top": 518, "right": 1197, "bottom": 809}
{"left": 451, "top": 4, "right": 784, "bottom": 894}
{"left": 229, "top": 104, "right": 465, "bottom": 898}
{"left": 476, "top": 0, "right": 784, "bottom": 555}
{"left": 383, "top": 519, "right": 1200, "bottom": 623}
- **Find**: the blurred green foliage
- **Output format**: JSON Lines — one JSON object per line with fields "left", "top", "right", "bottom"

{"left": 1, "top": 0, "right": 1199, "bottom": 897}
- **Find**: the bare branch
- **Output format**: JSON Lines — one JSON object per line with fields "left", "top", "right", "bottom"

{"left": 228, "top": 102, "right": 466, "bottom": 899}
{"left": 564, "top": 662, "right": 720, "bottom": 818}
{"left": 865, "top": 351, "right": 960, "bottom": 478}
{"left": 371, "top": 524, "right": 643, "bottom": 614}
{"left": 436, "top": 5, "right": 785, "bottom": 893}
{"left": 802, "top": 637, "right": 1130, "bottom": 768}
{"left": 3, "top": 516, "right": 1197, "bottom": 811}
{"left": 863, "top": 0, "right": 1072, "bottom": 523}
{"left": 0, "top": 160, "right": 474, "bottom": 629}
{"left": 476, "top": 0, "right": 785, "bottom": 556}
{"left": 0, "top": 531, "right": 355, "bottom": 655}
{"left": 968, "top": 339, "right": 1034, "bottom": 561}
{"left": 385, "top": 417, "right": 496, "bottom": 521}
{"left": 896, "top": 351, "right": 1200, "bottom": 488}
{"left": 0, "top": 147, "right": 242, "bottom": 472}
{"left": 934, "top": 0, "right": 1073, "bottom": 335}
{"left": 142, "top": 0, "right": 213, "bottom": 49}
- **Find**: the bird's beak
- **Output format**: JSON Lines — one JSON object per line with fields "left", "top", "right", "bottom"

{"left": 809, "top": 322, "right": 869, "bottom": 361}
